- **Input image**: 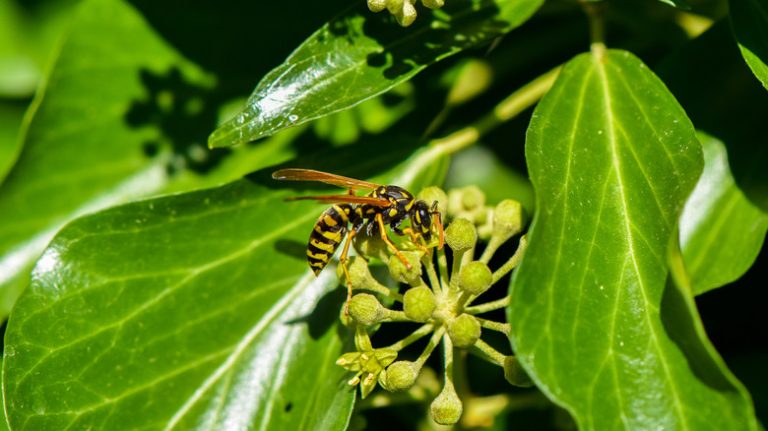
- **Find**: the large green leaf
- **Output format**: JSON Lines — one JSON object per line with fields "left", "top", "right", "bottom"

{"left": 680, "top": 133, "right": 768, "bottom": 294}
{"left": 2, "top": 142, "right": 444, "bottom": 430}
{"left": 730, "top": 0, "right": 768, "bottom": 90}
{"left": 3, "top": 174, "right": 354, "bottom": 430}
{"left": 0, "top": 0, "right": 349, "bottom": 318}
{"left": 509, "top": 50, "right": 757, "bottom": 430}
{"left": 208, "top": 0, "right": 544, "bottom": 148}
{"left": 0, "top": 0, "right": 210, "bottom": 317}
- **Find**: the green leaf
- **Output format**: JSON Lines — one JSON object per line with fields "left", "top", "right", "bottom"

{"left": 3, "top": 174, "right": 355, "bottom": 430}
{"left": 208, "top": 0, "right": 544, "bottom": 148}
{"left": 510, "top": 50, "right": 757, "bottom": 430}
{"left": 730, "top": 0, "right": 768, "bottom": 90}
{"left": 0, "top": 0, "right": 343, "bottom": 317}
{"left": 0, "top": 100, "right": 25, "bottom": 183}
{"left": 680, "top": 133, "right": 768, "bottom": 294}
{"left": 0, "top": 0, "right": 213, "bottom": 317}
{"left": 658, "top": 21, "right": 768, "bottom": 213}
{"left": 2, "top": 141, "right": 443, "bottom": 429}
{"left": 0, "top": 0, "right": 76, "bottom": 97}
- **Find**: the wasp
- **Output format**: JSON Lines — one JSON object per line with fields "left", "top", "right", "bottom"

{"left": 272, "top": 168, "right": 444, "bottom": 301}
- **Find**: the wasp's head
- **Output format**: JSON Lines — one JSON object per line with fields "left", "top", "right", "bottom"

{"left": 410, "top": 200, "right": 444, "bottom": 248}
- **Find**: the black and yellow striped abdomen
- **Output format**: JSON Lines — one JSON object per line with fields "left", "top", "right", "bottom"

{"left": 307, "top": 204, "right": 353, "bottom": 275}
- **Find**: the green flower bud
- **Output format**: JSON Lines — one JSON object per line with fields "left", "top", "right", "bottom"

{"left": 389, "top": 0, "right": 417, "bottom": 27}
{"left": 343, "top": 256, "right": 376, "bottom": 291}
{"left": 447, "top": 189, "right": 464, "bottom": 218}
{"left": 349, "top": 294, "right": 385, "bottom": 326}
{"left": 417, "top": 186, "right": 448, "bottom": 215}
{"left": 367, "top": 0, "right": 388, "bottom": 12}
{"left": 430, "top": 382, "right": 463, "bottom": 425}
{"left": 492, "top": 199, "right": 525, "bottom": 243}
{"left": 354, "top": 235, "right": 389, "bottom": 262}
{"left": 422, "top": 0, "right": 445, "bottom": 10}
{"left": 336, "top": 352, "right": 363, "bottom": 372}
{"left": 388, "top": 251, "right": 422, "bottom": 285}
{"left": 461, "top": 186, "right": 485, "bottom": 211}
{"left": 503, "top": 355, "right": 534, "bottom": 387}
{"left": 339, "top": 305, "right": 355, "bottom": 327}
{"left": 360, "top": 372, "right": 378, "bottom": 398}
{"left": 447, "top": 314, "right": 481, "bottom": 348}
{"left": 458, "top": 261, "right": 492, "bottom": 295}
{"left": 403, "top": 285, "right": 436, "bottom": 322}
{"left": 445, "top": 218, "right": 476, "bottom": 253}
{"left": 386, "top": 0, "right": 403, "bottom": 13}
{"left": 384, "top": 361, "right": 419, "bottom": 391}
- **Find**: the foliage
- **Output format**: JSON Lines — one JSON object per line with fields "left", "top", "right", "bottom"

{"left": 1, "top": 0, "right": 766, "bottom": 430}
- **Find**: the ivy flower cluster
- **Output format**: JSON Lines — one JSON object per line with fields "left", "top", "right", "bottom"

{"left": 366, "top": 0, "right": 445, "bottom": 27}
{"left": 335, "top": 186, "right": 532, "bottom": 425}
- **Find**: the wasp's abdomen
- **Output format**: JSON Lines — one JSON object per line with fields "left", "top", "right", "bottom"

{"left": 307, "top": 204, "right": 351, "bottom": 275}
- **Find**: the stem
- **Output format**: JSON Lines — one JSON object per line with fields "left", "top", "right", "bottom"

{"left": 381, "top": 310, "right": 414, "bottom": 322}
{"left": 415, "top": 326, "right": 446, "bottom": 368}
{"left": 437, "top": 248, "right": 449, "bottom": 288}
{"left": 464, "top": 296, "right": 510, "bottom": 315}
{"left": 363, "top": 281, "right": 404, "bottom": 302}
{"left": 423, "top": 253, "right": 442, "bottom": 294}
{"left": 442, "top": 332, "right": 455, "bottom": 383}
{"left": 582, "top": 1, "right": 606, "bottom": 57}
{"left": 476, "top": 317, "right": 510, "bottom": 335}
{"left": 395, "top": 66, "right": 561, "bottom": 186}
{"left": 491, "top": 235, "right": 528, "bottom": 285}
{"left": 355, "top": 325, "right": 373, "bottom": 351}
{"left": 385, "top": 323, "right": 435, "bottom": 351}
{"left": 472, "top": 339, "right": 507, "bottom": 367}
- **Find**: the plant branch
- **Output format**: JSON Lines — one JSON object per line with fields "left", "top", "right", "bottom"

{"left": 395, "top": 66, "right": 561, "bottom": 186}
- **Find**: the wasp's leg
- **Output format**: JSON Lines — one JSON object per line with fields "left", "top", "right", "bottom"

{"left": 376, "top": 213, "right": 412, "bottom": 269}
{"left": 339, "top": 227, "right": 358, "bottom": 314}
{"left": 401, "top": 227, "right": 430, "bottom": 254}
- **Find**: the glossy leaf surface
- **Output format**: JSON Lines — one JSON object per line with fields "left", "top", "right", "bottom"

{"left": 680, "top": 133, "right": 768, "bottom": 294}
{"left": 730, "top": 0, "right": 768, "bottom": 90}
{"left": 0, "top": 0, "right": 345, "bottom": 318}
{"left": 209, "top": 0, "right": 544, "bottom": 147}
{"left": 3, "top": 140, "right": 444, "bottom": 430}
{"left": 509, "top": 50, "right": 757, "bottom": 430}
{"left": 0, "top": 0, "right": 210, "bottom": 317}
{"left": 3, "top": 174, "right": 354, "bottom": 430}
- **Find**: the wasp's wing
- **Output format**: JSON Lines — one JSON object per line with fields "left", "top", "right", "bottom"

{"left": 272, "top": 169, "right": 381, "bottom": 191}
{"left": 286, "top": 194, "right": 391, "bottom": 207}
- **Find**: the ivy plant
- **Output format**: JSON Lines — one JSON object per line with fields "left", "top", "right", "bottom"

{"left": 1, "top": 0, "right": 767, "bottom": 429}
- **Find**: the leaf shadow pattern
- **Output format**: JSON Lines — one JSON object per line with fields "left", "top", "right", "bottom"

{"left": 275, "top": 239, "right": 308, "bottom": 262}
{"left": 335, "top": 0, "right": 509, "bottom": 80}
{"left": 660, "top": 274, "right": 740, "bottom": 393}
{"left": 287, "top": 287, "right": 346, "bottom": 340}
{"left": 126, "top": 67, "right": 230, "bottom": 174}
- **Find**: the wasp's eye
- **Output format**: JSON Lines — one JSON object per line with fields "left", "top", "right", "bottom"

{"left": 418, "top": 209, "right": 430, "bottom": 227}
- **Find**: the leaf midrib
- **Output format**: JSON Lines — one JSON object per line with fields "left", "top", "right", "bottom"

{"left": 594, "top": 53, "right": 690, "bottom": 431}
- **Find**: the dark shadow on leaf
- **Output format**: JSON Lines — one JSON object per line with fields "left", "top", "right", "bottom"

{"left": 327, "top": 0, "right": 509, "bottom": 80}
{"left": 660, "top": 274, "right": 739, "bottom": 392}
{"left": 126, "top": 67, "right": 230, "bottom": 174}
{"left": 287, "top": 287, "right": 346, "bottom": 340}
{"left": 275, "top": 239, "right": 308, "bottom": 262}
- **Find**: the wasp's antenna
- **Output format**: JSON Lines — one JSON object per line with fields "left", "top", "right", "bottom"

{"left": 430, "top": 200, "right": 444, "bottom": 249}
